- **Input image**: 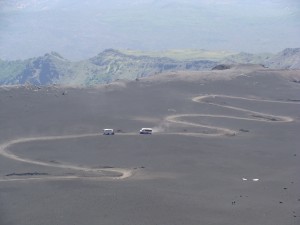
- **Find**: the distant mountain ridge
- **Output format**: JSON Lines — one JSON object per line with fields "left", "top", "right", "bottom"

{"left": 221, "top": 48, "right": 300, "bottom": 70}
{"left": 0, "top": 49, "right": 217, "bottom": 86}
{"left": 264, "top": 48, "right": 300, "bottom": 69}
{"left": 221, "top": 52, "right": 273, "bottom": 65}
{"left": 0, "top": 48, "right": 299, "bottom": 86}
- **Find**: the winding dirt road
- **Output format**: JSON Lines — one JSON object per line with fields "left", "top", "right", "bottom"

{"left": 165, "top": 94, "right": 296, "bottom": 136}
{"left": 0, "top": 134, "right": 134, "bottom": 182}
{"left": 0, "top": 94, "right": 298, "bottom": 182}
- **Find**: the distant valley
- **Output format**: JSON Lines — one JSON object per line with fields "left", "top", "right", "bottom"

{"left": 0, "top": 48, "right": 299, "bottom": 86}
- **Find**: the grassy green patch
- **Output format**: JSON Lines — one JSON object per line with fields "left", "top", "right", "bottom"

{"left": 0, "top": 59, "right": 27, "bottom": 81}
{"left": 119, "top": 49, "right": 235, "bottom": 61}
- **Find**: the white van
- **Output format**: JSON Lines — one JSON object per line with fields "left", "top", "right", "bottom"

{"left": 139, "top": 128, "right": 152, "bottom": 134}
{"left": 103, "top": 129, "right": 114, "bottom": 135}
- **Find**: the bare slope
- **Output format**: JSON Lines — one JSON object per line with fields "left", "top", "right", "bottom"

{"left": 0, "top": 67, "right": 299, "bottom": 225}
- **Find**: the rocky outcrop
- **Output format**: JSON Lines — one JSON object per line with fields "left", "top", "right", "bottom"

{"left": 212, "top": 64, "right": 231, "bottom": 70}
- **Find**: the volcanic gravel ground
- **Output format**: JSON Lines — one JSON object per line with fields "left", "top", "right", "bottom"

{"left": 0, "top": 67, "right": 299, "bottom": 225}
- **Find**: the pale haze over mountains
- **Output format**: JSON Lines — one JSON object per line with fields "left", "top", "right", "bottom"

{"left": 0, "top": 0, "right": 300, "bottom": 60}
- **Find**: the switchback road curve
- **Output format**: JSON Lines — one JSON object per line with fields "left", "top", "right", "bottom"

{"left": 0, "top": 134, "right": 134, "bottom": 182}
{"left": 165, "top": 94, "right": 297, "bottom": 136}
{"left": 0, "top": 94, "right": 298, "bottom": 182}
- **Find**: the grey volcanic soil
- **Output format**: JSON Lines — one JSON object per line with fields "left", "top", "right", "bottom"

{"left": 0, "top": 67, "right": 300, "bottom": 225}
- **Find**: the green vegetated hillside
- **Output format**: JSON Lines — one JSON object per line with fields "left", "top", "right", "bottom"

{"left": 0, "top": 48, "right": 299, "bottom": 86}
{"left": 0, "top": 59, "right": 28, "bottom": 81}
{"left": 0, "top": 49, "right": 218, "bottom": 86}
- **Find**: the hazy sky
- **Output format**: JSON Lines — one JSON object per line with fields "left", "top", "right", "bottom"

{"left": 0, "top": 0, "right": 299, "bottom": 60}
